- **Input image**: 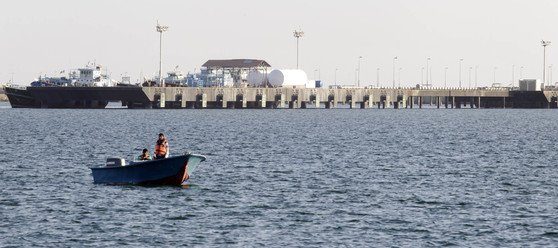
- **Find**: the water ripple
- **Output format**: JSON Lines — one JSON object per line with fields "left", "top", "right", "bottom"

{"left": 1, "top": 109, "right": 558, "bottom": 246}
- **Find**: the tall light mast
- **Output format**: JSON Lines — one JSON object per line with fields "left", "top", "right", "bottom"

{"left": 293, "top": 30, "right": 304, "bottom": 69}
{"left": 357, "top": 56, "right": 363, "bottom": 87}
{"left": 392, "top": 56, "right": 397, "bottom": 88}
{"left": 542, "top": 40, "right": 551, "bottom": 85}
{"left": 156, "top": 21, "right": 169, "bottom": 87}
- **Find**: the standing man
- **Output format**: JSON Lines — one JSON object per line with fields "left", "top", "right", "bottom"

{"left": 155, "top": 133, "right": 170, "bottom": 159}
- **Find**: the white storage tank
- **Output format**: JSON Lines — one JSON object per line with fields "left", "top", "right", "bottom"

{"left": 268, "top": 69, "right": 308, "bottom": 87}
{"left": 247, "top": 70, "right": 268, "bottom": 86}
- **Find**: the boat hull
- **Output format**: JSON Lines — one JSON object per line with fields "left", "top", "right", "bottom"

{"left": 90, "top": 154, "right": 206, "bottom": 186}
{"left": 3, "top": 86, "right": 150, "bottom": 108}
{"left": 4, "top": 87, "right": 40, "bottom": 108}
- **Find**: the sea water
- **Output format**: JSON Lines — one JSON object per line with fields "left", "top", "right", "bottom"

{"left": 1, "top": 108, "right": 557, "bottom": 247}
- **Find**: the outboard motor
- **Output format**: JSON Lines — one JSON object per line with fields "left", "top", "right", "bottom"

{"left": 106, "top": 157, "right": 126, "bottom": 167}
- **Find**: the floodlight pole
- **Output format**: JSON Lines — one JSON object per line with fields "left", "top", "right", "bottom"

{"left": 357, "top": 56, "right": 362, "bottom": 87}
{"left": 294, "top": 30, "right": 304, "bottom": 69}
{"left": 392, "top": 56, "right": 397, "bottom": 88}
{"left": 398, "top": 67, "right": 402, "bottom": 88}
{"left": 334, "top": 68, "right": 338, "bottom": 88}
{"left": 459, "top": 58, "right": 463, "bottom": 88}
{"left": 426, "top": 58, "right": 430, "bottom": 86}
{"left": 469, "top": 67, "right": 472, "bottom": 88}
{"left": 156, "top": 21, "right": 169, "bottom": 87}
{"left": 494, "top": 67, "right": 498, "bottom": 85}
{"left": 542, "top": 40, "right": 551, "bottom": 85}
{"left": 421, "top": 67, "right": 424, "bottom": 85}
{"left": 376, "top": 68, "right": 380, "bottom": 87}
{"left": 444, "top": 67, "right": 448, "bottom": 88}
{"left": 475, "top": 66, "right": 478, "bottom": 88}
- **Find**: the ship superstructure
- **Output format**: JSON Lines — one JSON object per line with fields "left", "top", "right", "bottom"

{"left": 30, "top": 64, "right": 115, "bottom": 87}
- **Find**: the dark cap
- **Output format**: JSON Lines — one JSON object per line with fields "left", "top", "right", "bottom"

{"left": 158, "top": 133, "right": 164, "bottom": 136}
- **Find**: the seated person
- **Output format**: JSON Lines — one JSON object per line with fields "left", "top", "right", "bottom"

{"left": 138, "top": 148, "right": 152, "bottom": 161}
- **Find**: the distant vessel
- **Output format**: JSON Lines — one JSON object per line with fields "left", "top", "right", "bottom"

{"left": 4, "top": 63, "right": 124, "bottom": 108}
{"left": 31, "top": 64, "right": 114, "bottom": 87}
{"left": 143, "top": 68, "right": 188, "bottom": 87}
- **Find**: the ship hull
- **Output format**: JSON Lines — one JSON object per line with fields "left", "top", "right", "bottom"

{"left": 4, "top": 87, "right": 40, "bottom": 108}
{"left": 3, "top": 86, "right": 150, "bottom": 109}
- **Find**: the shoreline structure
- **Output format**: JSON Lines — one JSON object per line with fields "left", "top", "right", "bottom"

{"left": 4, "top": 86, "right": 557, "bottom": 109}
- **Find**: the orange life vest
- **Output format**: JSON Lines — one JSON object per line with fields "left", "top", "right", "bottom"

{"left": 155, "top": 140, "right": 167, "bottom": 156}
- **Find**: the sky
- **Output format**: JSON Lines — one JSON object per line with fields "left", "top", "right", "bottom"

{"left": 1, "top": 0, "right": 558, "bottom": 88}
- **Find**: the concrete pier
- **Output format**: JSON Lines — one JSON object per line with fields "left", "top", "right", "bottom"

{"left": 136, "top": 86, "right": 523, "bottom": 109}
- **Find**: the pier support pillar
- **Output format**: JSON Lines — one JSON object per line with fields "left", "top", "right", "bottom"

{"left": 419, "top": 96, "right": 423, "bottom": 109}
{"left": 368, "top": 95, "right": 374, "bottom": 108}
{"left": 477, "top": 97, "right": 481, "bottom": 109}
{"left": 159, "top": 93, "right": 166, "bottom": 108}
{"left": 315, "top": 95, "right": 320, "bottom": 108}
{"left": 409, "top": 96, "right": 413, "bottom": 109}
{"left": 242, "top": 95, "right": 247, "bottom": 108}
{"left": 202, "top": 93, "right": 207, "bottom": 108}
{"left": 350, "top": 99, "right": 356, "bottom": 109}
{"left": 334, "top": 95, "right": 339, "bottom": 108}
{"left": 503, "top": 97, "right": 506, "bottom": 109}
{"left": 261, "top": 94, "right": 267, "bottom": 108}
{"left": 280, "top": 94, "right": 286, "bottom": 108}
{"left": 452, "top": 97, "right": 455, "bottom": 108}
{"left": 181, "top": 95, "right": 187, "bottom": 108}
{"left": 437, "top": 97, "right": 441, "bottom": 108}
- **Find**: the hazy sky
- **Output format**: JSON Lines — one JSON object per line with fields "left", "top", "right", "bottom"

{"left": 1, "top": 0, "right": 558, "bottom": 87}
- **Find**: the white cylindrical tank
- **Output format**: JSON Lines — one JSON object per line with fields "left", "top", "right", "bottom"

{"left": 247, "top": 70, "right": 267, "bottom": 86}
{"left": 268, "top": 69, "right": 308, "bottom": 87}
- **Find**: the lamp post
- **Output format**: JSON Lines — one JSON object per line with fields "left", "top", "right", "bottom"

{"left": 459, "top": 58, "right": 463, "bottom": 88}
{"left": 156, "top": 21, "right": 169, "bottom": 87}
{"left": 493, "top": 67, "right": 498, "bottom": 86}
{"left": 475, "top": 66, "right": 478, "bottom": 88}
{"left": 334, "top": 68, "right": 338, "bottom": 88}
{"left": 551, "top": 65, "right": 553, "bottom": 85}
{"left": 392, "top": 56, "right": 398, "bottom": 88}
{"left": 542, "top": 40, "right": 551, "bottom": 85}
{"left": 444, "top": 67, "right": 448, "bottom": 88}
{"left": 426, "top": 58, "right": 431, "bottom": 86}
{"left": 398, "top": 67, "right": 402, "bottom": 88}
{"left": 468, "top": 67, "right": 472, "bottom": 88}
{"left": 357, "top": 56, "right": 362, "bottom": 87}
{"left": 421, "top": 67, "right": 425, "bottom": 85}
{"left": 552, "top": 64, "right": 554, "bottom": 86}
{"left": 376, "top": 67, "right": 380, "bottom": 87}
{"left": 293, "top": 30, "right": 305, "bottom": 69}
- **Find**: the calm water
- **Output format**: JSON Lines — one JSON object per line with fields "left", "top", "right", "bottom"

{"left": 1, "top": 106, "right": 558, "bottom": 247}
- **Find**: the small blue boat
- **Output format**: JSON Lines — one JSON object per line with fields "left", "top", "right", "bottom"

{"left": 90, "top": 153, "right": 206, "bottom": 186}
